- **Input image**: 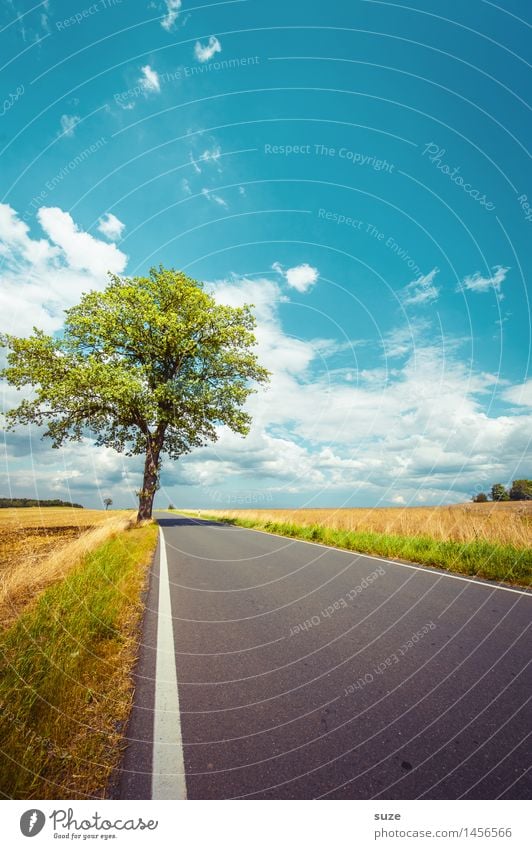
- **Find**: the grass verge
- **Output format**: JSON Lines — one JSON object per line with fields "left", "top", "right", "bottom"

{"left": 182, "top": 512, "right": 531, "bottom": 587}
{"left": 0, "top": 521, "right": 158, "bottom": 799}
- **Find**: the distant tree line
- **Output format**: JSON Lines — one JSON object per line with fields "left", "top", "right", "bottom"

{"left": 0, "top": 498, "right": 84, "bottom": 509}
{"left": 472, "top": 480, "right": 532, "bottom": 503}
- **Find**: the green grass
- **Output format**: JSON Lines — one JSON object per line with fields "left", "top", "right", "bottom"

{"left": 0, "top": 521, "right": 158, "bottom": 799}
{"left": 182, "top": 512, "right": 531, "bottom": 587}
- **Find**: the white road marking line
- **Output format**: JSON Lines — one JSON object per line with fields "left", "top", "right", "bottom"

{"left": 152, "top": 527, "right": 187, "bottom": 800}
{"left": 163, "top": 512, "right": 531, "bottom": 599}
{"left": 245, "top": 527, "right": 532, "bottom": 597}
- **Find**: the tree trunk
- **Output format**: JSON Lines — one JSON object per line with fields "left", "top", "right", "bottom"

{"left": 137, "top": 433, "right": 163, "bottom": 523}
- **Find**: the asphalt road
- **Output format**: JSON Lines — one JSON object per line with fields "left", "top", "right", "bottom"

{"left": 113, "top": 514, "right": 531, "bottom": 800}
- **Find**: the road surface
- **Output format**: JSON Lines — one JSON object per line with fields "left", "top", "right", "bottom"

{"left": 113, "top": 514, "right": 531, "bottom": 799}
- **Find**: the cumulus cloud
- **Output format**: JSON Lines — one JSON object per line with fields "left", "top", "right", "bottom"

{"left": 160, "top": 0, "right": 182, "bottom": 30}
{"left": 0, "top": 205, "right": 131, "bottom": 502}
{"left": 194, "top": 36, "right": 221, "bottom": 63}
{"left": 0, "top": 203, "right": 127, "bottom": 337}
{"left": 97, "top": 213, "right": 125, "bottom": 241}
{"left": 400, "top": 268, "right": 440, "bottom": 306}
{"left": 58, "top": 114, "right": 80, "bottom": 138}
{"left": 273, "top": 262, "right": 319, "bottom": 293}
{"left": 37, "top": 207, "right": 126, "bottom": 277}
{"left": 139, "top": 64, "right": 161, "bottom": 94}
{"left": 175, "top": 274, "right": 532, "bottom": 502}
{"left": 459, "top": 265, "right": 509, "bottom": 297}
{"left": 2, "top": 247, "right": 530, "bottom": 508}
{"left": 503, "top": 379, "right": 532, "bottom": 408}
{"left": 1, "top": 431, "right": 143, "bottom": 506}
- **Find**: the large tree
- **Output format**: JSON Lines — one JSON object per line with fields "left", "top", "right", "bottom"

{"left": 1, "top": 267, "right": 269, "bottom": 522}
{"left": 490, "top": 483, "right": 509, "bottom": 502}
{"left": 509, "top": 479, "right": 532, "bottom": 501}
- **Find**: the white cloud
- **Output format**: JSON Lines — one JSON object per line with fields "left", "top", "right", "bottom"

{"left": 0, "top": 432, "right": 144, "bottom": 507}
{"left": 37, "top": 208, "right": 126, "bottom": 277}
{"left": 0, "top": 203, "right": 127, "bottom": 337}
{"left": 97, "top": 213, "right": 125, "bottom": 241}
{"left": 59, "top": 114, "right": 80, "bottom": 138}
{"left": 273, "top": 261, "right": 319, "bottom": 293}
{"left": 161, "top": 0, "right": 182, "bottom": 30}
{"left": 400, "top": 268, "right": 440, "bottom": 306}
{"left": 3, "top": 247, "right": 530, "bottom": 507}
{"left": 181, "top": 274, "right": 532, "bottom": 501}
{"left": 503, "top": 379, "right": 532, "bottom": 408}
{"left": 139, "top": 64, "right": 161, "bottom": 94}
{"left": 459, "top": 265, "right": 509, "bottom": 297}
{"left": 194, "top": 36, "right": 221, "bottom": 63}
{"left": 285, "top": 263, "right": 319, "bottom": 293}
{"left": 201, "top": 188, "right": 228, "bottom": 208}
{"left": 381, "top": 320, "right": 430, "bottom": 360}
{"left": 181, "top": 178, "right": 192, "bottom": 195}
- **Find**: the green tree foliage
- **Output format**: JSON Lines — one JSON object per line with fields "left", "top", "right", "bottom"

{"left": 1, "top": 268, "right": 269, "bottom": 522}
{"left": 509, "top": 479, "right": 532, "bottom": 501}
{"left": 490, "top": 483, "right": 509, "bottom": 502}
{"left": 103, "top": 497, "right": 113, "bottom": 510}
{"left": 472, "top": 492, "right": 488, "bottom": 503}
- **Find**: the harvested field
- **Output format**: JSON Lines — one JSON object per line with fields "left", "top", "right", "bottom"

{"left": 0, "top": 508, "right": 135, "bottom": 627}
{"left": 0, "top": 507, "right": 131, "bottom": 572}
{"left": 0, "top": 521, "right": 158, "bottom": 798}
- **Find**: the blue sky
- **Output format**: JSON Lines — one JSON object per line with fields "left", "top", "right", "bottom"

{"left": 1, "top": 0, "right": 531, "bottom": 509}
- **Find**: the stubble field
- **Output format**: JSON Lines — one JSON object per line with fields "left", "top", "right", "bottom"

{"left": 0, "top": 507, "right": 135, "bottom": 627}
{"left": 0, "top": 506, "right": 158, "bottom": 798}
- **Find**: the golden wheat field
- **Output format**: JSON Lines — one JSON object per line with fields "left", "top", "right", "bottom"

{"left": 0, "top": 507, "right": 135, "bottom": 627}
{"left": 201, "top": 502, "right": 532, "bottom": 548}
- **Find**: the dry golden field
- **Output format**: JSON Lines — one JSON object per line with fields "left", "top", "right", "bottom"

{"left": 0, "top": 507, "right": 135, "bottom": 627}
{"left": 0, "top": 520, "right": 157, "bottom": 798}
{"left": 200, "top": 502, "right": 532, "bottom": 548}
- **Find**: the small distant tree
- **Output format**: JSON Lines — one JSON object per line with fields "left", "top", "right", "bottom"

{"left": 472, "top": 492, "right": 488, "bottom": 503}
{"left": 103, "top": 497, "right": 113, "bottom": 511}
{"left": 168, "top": 503, "right": 175, "bottom": 510}
{"left": 509, "top": 479, "right": 532, "bottom": 501}
{"left": 1, "top": 268, "right": 269, "bottom": 523}
{"left": 490, "top": 483, "right": 509, "bottom": 502}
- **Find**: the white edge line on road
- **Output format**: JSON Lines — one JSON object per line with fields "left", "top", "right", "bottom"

{"left": 152, "top": 527, "right": 187, "bottom": 800}
{"left": 244, "top": 527, "right": 532, "bottom": 597}
{"left": 161, "top": 512, "right": 531, "bottom": 599}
